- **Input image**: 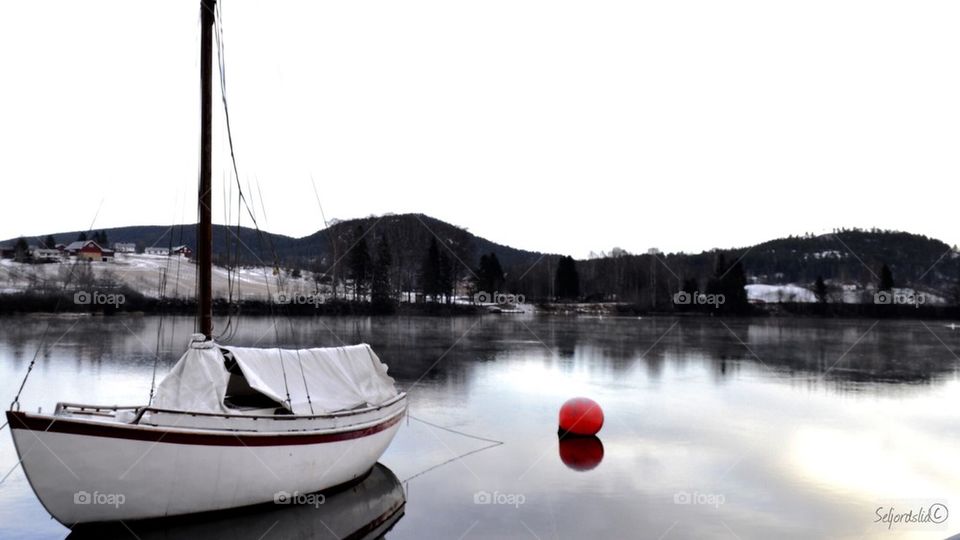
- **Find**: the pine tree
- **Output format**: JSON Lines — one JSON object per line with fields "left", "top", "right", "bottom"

{"left": 347, "top": 226, "right": 372, "bottom": 301}
{"left": 474, "top": 252, "right": 505, "bottom": 296}
{"left": 77, "top": 231, "right": 88, "bottom": 242}
{"left": 472, "top": 254, "right": 489, "bottom": 300}
{"left": 13, "top": 237, "right": 30, "bottom": 263}
{"left": 487, "top": 253, "right": 504, "bottom": 292}
{"left": 706, "top": 252, "right": 749, "bottom": 314}
{"left": 555, "top": 256, "right": 580, "bottom": 300}
{"left": 438, "top": 251, "right": 453, "bottom": 304}
{"left": 705, "top": 252, "right": 727, "bottom": 300}
{"left": 814, "top": 275, "right": 828, "bottom": 303}
{"left": 879, "top": 264, "right": 894, "bottom": 292}
{"left": 420, "top": 238, "right": 441, "bottom": 302}
{"left": 727, "top": 261, "right": 749, "bottom": 313}
{"left": 371, "top": 235, "right": 394, "bottom": 311}
{"left": 43, "top": 235, "right": 57, "bottom": 249}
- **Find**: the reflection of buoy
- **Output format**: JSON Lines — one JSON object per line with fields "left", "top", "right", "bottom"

{"left": 558, "top": 397, "right": 604, "bottom": 436}
{"left": 559, "top": 435, "right": 604, "bottom": 471}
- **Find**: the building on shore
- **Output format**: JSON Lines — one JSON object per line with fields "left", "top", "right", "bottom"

{"left": 65, "top": 240, "right": 114, "bottom": 262}
{"left": 171, "top": 245, "right": 193, "bottom": 257}
{"left": 29, "top": 246, "right": 61, "bottom": 262}
{"left": 113, "top": 242, "right": 137, "bottom": 253}
{"left": 144, "top": 246, "right": 170, "bottom": 256}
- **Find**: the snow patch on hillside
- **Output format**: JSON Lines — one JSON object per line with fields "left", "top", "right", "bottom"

{"left": 0, "top": 254, "right": 319, "bottom": 300}
{"left": 745, "top": 284, "right": 817, "bottom": 303}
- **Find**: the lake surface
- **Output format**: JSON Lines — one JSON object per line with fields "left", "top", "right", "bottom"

{"left": 1, "top": 314, "right": 959, "bottom": 539}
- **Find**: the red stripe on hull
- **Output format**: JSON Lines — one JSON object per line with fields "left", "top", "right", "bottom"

{"left": 5, "top": 410, "right": 402, "bottom": 447}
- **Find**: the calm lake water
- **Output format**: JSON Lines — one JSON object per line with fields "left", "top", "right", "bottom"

{"left": 2, "top": 314, "right": 959, "bottom": 539}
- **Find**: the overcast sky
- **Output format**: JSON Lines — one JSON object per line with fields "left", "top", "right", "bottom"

{"left": 1, "top": 1, "right": 958, "bottom": 258}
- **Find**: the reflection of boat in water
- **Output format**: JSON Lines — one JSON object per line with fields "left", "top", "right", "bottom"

{"left": 67, "top": 463, "right": 405, "bottom": 540}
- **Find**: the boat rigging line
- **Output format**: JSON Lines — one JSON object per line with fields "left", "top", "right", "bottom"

{"left": 210, "top": 1, "right": 291, "bottom": 343}
{"left": 148, "top": 208, "right": 190, "bottom": 405}
{"left": 210, "top": 3, "right": 324, "bottom": 411}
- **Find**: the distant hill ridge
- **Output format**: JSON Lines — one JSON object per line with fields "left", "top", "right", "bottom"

{"left": 4, "top": 217, "right": 958, "bottom": 298}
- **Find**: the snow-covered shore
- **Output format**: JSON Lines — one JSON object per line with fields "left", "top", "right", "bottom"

{"left": 0, "top": 254, "right": 318, "bottom": 300}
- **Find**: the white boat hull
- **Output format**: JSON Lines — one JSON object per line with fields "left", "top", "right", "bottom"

{"left": 6, "top": 401, "right": 404, "bottom": 525}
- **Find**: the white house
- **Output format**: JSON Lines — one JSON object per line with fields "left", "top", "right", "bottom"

{"left": 144, "top": 247, "right": 170, "bottom": 256}
{"left": 113, "top": 242, "right": 136, "bottom": 253}
{"left": 30, "top": 247, "right": 61, "bottom": 261}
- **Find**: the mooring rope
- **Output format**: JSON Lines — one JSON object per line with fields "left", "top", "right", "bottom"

{"left": 399, "top": 414, "right": 504, "bottom": 483}
{"left": 10, "top": 319, "right": 80, "bottom": 411}
{"left": 401, "top": 440, "right": 501, "bottom": 484}
{"left": 406, "top": 414, "right": 504, "bottom": 445}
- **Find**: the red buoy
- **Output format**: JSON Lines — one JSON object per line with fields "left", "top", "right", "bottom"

{"left": 558, "top": 397, "right": 604, "bottom": 436}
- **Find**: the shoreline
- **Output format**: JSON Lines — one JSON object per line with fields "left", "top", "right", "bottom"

{"left": 0, "top": 291, "right": 958, "bottom": 320}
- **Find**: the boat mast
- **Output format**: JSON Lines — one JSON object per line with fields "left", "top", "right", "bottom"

{"left": 198, "top": 0, "right": 216, "bottom": 339}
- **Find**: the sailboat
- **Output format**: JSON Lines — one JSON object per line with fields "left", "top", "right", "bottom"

{"left": 5, "top": 0, "right": 406, "bottom": 526}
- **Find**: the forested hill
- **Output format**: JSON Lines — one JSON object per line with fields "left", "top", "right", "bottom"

{"left": 736, "top": 230, "right": 958, "bottom": 288}
{"left": 3, "top": 214, "right": 549, "bottom": 284}
{"left": 574, "top": 229, "right": 959, "bottom": 305}
{"left": 5, "top": 220, "right": 958, "bottom": 302}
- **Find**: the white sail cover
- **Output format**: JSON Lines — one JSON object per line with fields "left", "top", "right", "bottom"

{"left": 151, "top": 340, "right": 231, "bottom": 414}
{"left": 152, "top": 340, "right": 398, "bottom": 415}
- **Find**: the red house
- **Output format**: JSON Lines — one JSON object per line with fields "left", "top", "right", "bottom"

{"left": 65, "top": 240, "right": 114, "bottom": 262}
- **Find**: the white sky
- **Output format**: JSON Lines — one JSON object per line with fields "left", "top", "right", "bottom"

{"left": 1, "top": 0, "right": 958, "bottom": 258}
